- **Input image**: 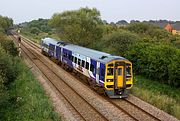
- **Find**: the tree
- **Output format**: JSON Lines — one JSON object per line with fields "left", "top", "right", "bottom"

{"left": 0, "top": 15, "right": 13, "bottom": 33}
{"left": 49, "top": 7, "right": 104, "bottom": 47}
{"left": 101, "top": 29, "right": 139, "bottom": 55}
{"left": 25, "top": 18, "right": 51, "bottom": 33}
{"left": 30, "top": 27, "right": 40, "bottom": 35}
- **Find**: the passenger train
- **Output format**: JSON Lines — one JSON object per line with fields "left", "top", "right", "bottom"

{"left": 41, "top": 38, "right": 133, "bottom": 98}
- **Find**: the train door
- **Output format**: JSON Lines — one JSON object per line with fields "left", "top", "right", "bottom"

{"left": 115, "top": 66, "right": 125, "bottom": 88}
{"left": 90, "top": 59, "right": 97, "bottom": 80}
{"left": 96, "top": 62, "right": 100, "bottom": 83}
{"left": 99, "top": 63, "right": 105, "bottom": 85}
{"left": 56, "top": 46, "right": 61, "bottom": 60}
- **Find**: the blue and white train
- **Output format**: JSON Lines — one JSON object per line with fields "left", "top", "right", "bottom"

{"left": 41, "top": 38, "right": 133, "bottom": 98}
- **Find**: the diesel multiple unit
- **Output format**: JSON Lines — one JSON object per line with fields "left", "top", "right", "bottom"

{"left": 41, "top": 38, "right": 133, "bottom": 98}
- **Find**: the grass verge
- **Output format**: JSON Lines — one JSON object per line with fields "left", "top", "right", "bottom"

{"left": 0, "top": 59, "right": 60, "bottom": 121}
{"left": 132, "top": 75, "right": 180, "bottom": 119}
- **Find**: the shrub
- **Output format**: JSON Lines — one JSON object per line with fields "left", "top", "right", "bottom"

{"left": 0, "top": 46, "right": 20, "bottom": 85}
{"left": 0, "top": 37, "right": 18, "bottom": 56}
{"left": 101, "top": 29, "right": 139, "bottom": 56}
{"left": 125, "top": 43, "right": 180, "bottom": 87}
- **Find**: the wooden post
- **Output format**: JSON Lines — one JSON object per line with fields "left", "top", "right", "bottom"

{"left": 18, "top": 36, "right": 21, "bottom": 57}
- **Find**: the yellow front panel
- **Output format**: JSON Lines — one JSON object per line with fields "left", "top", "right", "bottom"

{"left": 104, "top": 60, "right": 133, "bottom": 90}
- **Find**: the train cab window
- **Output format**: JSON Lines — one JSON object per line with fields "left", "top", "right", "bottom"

{"left": 126, "top": 66, "right": 131, "bottom": 77}
{"left": 82, "top": 60, "right": 85, "bottom": 67}
{"left": 78, "top": 59, "right": 81, "bottom": 65}
{"left": 74, "top": 57, "right": 77, "bottom": 63}
{"left": 86, "top": 62, "right": 89, "bottom": 70}
{"left": 118, "top": 68, "right": 122, "bottom": 75}
{"left": 90, "top": 64, "right": 95, "bottom": 72}
{"left": 107, "top": 68, "right": 113, "bottom": 75}
{"left": 44, "top": 44, "right": 49, "bottom": 48}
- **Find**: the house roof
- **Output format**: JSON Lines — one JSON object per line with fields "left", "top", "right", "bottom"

{"left": 172, "top": 23, "right": 180, "bottom": 30}
{"left": 165, "top": 23, "right": 173, "bottom": 31}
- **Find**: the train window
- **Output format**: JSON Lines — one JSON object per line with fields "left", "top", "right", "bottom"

{"left": 63, "top": 53, "right": 66, "bottom": 58}
{"left": 90, "top": 64, "right": 95, "bottom": 72}
{"left": 82, "top": 60, "right": 85, "bottom": 67}
{"left": 71, "top": 56, "right": 74, "bottom": 61}
{"left": 78, "top": 59, "right": 81, "bottom": 65}
{"left": 101, "top": 68, "right": 105, "bottom": 77}
{"left": 74, "top": 57, "right": 77, "bottom": 63}
{"left": 68, "top": 54, "right": 71, "bottom": 60}
{"left": 107, "top": 68, "right": 113, "bottom": 75}
{"left": 50, "top": 45, "right": 55, "bottom": 51}
{"left": 86, "top": 62, "right": 89, "bottom": 70}
{"left": 118, "top": 68, "right": 122, "bottom": 75}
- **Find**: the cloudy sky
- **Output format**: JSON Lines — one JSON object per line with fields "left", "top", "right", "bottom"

{"left": 0, "top": 0, "right": 179, "bottom": 24}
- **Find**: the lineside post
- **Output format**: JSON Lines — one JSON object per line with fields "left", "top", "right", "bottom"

{"left": 18, "top": 36, "right": 21, "bottom": 57}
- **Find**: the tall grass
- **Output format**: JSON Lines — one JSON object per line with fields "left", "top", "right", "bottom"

{"left": 132, "top": 76, "right": 180, "bottom": 119}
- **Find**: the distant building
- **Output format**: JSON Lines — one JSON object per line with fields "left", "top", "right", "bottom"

{"left": 165, "top": 23, "right": 173, "bottom": 32}
{"left": 172, "top": 23, "right": 180, "bottom": 35}
{"left": 164, "top": 23, "right": 180, "bottom": 35}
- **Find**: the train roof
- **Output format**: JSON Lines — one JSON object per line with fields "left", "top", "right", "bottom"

{"left": 63, "top": 44, "right": 126, "bottom": 63}
{"left": 42, "top": 37, "right": 127, "bottom": 64}
{"left": 41, "top": 37, "right": 59, "bottom": 45}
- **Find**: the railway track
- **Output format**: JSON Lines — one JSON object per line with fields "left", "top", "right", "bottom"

{"left": 11, "top": 35, "right": 108, "bottom": 121}
{"left": 109, "top": 99, "right": 161, "bottom": 121}
{"left": 10, "top": 33, "right": 179, "bottom": 121}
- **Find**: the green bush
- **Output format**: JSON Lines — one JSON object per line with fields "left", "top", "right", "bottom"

{"left": 100, "top": 29, "right": 139, "bottom": 56}
{"left": 30, "top": 27, "right": 40, "bottom": 35}
{"left": 125, "top": 43, "right": 180, "bottom": 87}
{"left": 0, "top": 46, "right": 20, "bottom": 85}
{"left": 0, "top": 38, "right": 18, "bottom": 56}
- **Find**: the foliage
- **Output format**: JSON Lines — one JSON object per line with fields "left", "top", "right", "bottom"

{"left": 26, "top": 18, "right": 52, "bottom": 33}
{"left": 29, "top": 27, "right": 40, "bottom": 35}
{"left": 126, "top": 22, "right": 177, "bottom": 44}
{"left": 100, "top": 29, "right": 139, "bottom": 55}
{"left": 0, "top": 15, "right": 13, "bottom": 33}
{"left": 0, "top": 34, "right": 18, "bottom": 56}
{"left": 125, "top": 43, "right": 180, "bottom": 87}
{"left": 49, "top": 7, "right": 104, "bottom": 47}
{"left": 0, "top": 46, "right": 20, "bottom": 85}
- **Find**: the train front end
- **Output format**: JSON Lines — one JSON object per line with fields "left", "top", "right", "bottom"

{"left": 104, "top": 60, "right": 133, "bottom": 98}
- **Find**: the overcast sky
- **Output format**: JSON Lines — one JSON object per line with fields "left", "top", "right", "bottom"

{"left": 0, "top": 0, "right": 179, "bottom": 24}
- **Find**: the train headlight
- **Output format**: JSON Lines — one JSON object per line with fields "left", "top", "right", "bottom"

{"left": 107, "top": 79, "right": 113, "bottom": 82}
